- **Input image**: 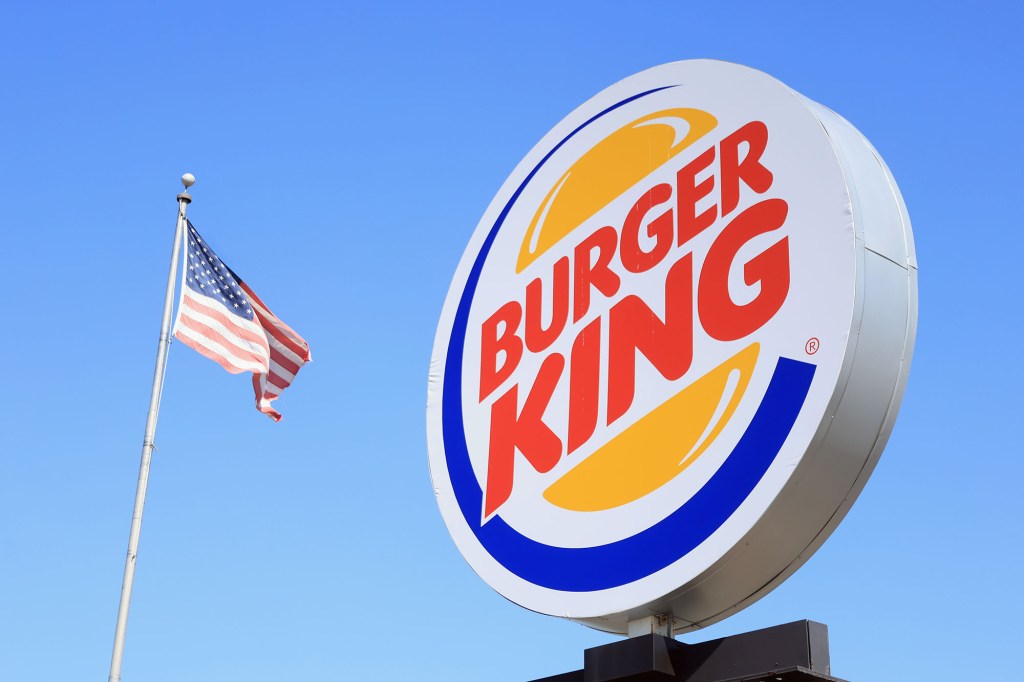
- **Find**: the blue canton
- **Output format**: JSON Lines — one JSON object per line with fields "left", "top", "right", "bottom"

{"left": 184, "top": 221, "right": 255, "bottom": 321}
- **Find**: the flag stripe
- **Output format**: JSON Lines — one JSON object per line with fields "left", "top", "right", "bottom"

{"left": 182, "top": 291, "right": 270, "bottom": 350}
{"left": 175, "top": 328, "right": 264, "bottom": 375}
{"left": 243, "top": 283, "right": 306, "bottom": 345}
{"left": 252, "top": 375, "right": 282, "bottom": 422}
{"left": 266, "top": 371, "right": 291, "bottom": 391}
{"left": 176, "top": 315, "right": 270, "bottom": 371}
{"left": 269, "top": 354, "right": 297, "bottom": 381}
{"left": 254, "top": 308, "right": 309, "bottom": 361}
{"left": 176, "top": 326, "right": 267, "bottom": 374}
{"left": 268, "top": 366, "right": 295, "bottom": 388}
{"left": 269, "top": 349, "right": 300, "bottom": 377}
{"left": 242, "top": 283, "right": 310, "bottom": 360}
{"left": 265, "top": 334, "right": 304, "bottom": 371}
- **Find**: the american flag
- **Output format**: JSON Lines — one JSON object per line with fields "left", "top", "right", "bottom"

{"left": 172, "top": 221, "right": 311, "bottom": 421}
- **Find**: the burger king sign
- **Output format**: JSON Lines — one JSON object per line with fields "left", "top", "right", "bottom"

{"left": 427, "top": 60, "right": 917, "bottom": 634}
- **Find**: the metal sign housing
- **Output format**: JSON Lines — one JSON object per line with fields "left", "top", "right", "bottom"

{"left": 427, "top": 60, "right": 917, "bottom": 634}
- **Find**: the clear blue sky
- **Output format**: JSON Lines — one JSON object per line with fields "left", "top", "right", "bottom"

{"left": 1, "top": 2, "right": 1020, "bottom": 680}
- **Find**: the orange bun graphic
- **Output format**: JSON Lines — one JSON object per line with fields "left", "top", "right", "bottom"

{"left": 516, "top": 108, "right": 718, "bottom": 273}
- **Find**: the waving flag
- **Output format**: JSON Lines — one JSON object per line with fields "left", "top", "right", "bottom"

{"left": 172, "top": 220, "right": 311, "bottom": 421}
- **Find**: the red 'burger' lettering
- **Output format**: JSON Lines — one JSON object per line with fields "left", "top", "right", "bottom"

{"left": 479, "top": 301, "right": 523, "bottom": 402}
{"left": 573, "top": 226, "right": 621, "bottom": 323}
{"left": 676, "top": 146, "right": 718, "bottom": 245}
{"left": 620, "top": 183, "right": 674, "bottom": 273}
{"left": 525, "top": 256, "right": 569, "bottom": 353}
{"left": 720, "top": 121, "right": 773, "bottom": 217}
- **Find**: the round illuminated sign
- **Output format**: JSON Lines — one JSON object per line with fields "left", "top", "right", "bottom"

{"left": 426, "top": 60, "right": 917, "bottom": 634}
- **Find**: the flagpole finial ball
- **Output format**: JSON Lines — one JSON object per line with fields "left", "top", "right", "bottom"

{"left": 181, "top": 173, "right": 196, "bottom": 189}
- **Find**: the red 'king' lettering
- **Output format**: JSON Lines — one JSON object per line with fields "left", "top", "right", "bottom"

{"left": 699, "top": 198, "right": 790, "bottom": 340}
{"left": 607, "top": 254, "right": 694, "bottom": 424}
{"left": 567, "top": 318, "right": 601, "bottom": 454}
{"left": 484, "top": 353, "right": 565, "bottom": 518}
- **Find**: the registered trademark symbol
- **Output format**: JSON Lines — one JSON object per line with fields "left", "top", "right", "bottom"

{"left": 805, "top": 337, "right": 820, "bottom": 355}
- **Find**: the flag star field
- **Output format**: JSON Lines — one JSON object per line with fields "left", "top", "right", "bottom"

{"left": 184, "top": 223, "right": 253, "bottom": 320}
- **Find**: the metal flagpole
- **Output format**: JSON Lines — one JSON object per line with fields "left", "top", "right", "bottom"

{"left": 107, "top": 173, "right": 195, "bottom": 682}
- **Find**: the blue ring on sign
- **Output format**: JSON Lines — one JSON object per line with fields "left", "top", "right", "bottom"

{"left": 441, "top": 87, "right": 816, "bottom": 592}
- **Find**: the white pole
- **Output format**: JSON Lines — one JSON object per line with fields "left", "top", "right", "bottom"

{"left": 107, "top": 173, "right": 195, "bottom": 682}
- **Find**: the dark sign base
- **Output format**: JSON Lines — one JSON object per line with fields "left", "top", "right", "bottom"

{"left": 530, "top": 620, "right": 848, "bottom": 682}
